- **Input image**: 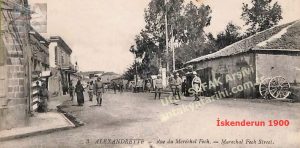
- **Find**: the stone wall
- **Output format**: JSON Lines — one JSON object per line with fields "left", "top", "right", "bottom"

{"left": 0, "top": 0, "right": 30, "bottom": 130}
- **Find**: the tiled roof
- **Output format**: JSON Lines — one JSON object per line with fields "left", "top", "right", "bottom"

{"left": 186, "top": 20, "right": 300, "bottom": 65}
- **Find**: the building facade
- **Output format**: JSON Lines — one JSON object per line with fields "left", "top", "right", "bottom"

{"left": 185, "top": 21, "right": 300, "bottom": 99}
{"left": 48, "top": 36, "right": 76, "bottom": 96}
{"left": 0, "top": 0, "right": 31, "bottom": 130}
{"left": 29, "top": 27, "right": 50, "bottom": 111}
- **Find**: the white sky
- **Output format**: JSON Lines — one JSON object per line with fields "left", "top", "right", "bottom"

{"left": 29, "top": 0, "right": 300, "bottom": 74}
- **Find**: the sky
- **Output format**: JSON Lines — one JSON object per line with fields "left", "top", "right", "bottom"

{"left": 29, "top": 0, "right": 300, "bottom": 74}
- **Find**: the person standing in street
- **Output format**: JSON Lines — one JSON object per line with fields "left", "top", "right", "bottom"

{"left": 192, "top": 71, "right": 201, "bottom": 101}
{"left": 75, "top": 80, "right": 85, "bottom": 106}
{"left": 154, "top": 74, "right": 163, "bottom": 99}
{"left": 112, "top": 81, "right": 117, "bottom": 94}
{"left": 95, "top": 77, "right": 104, "bottom": 106}
{"left": 119, "top": 81, "right": 123, "bottom": 93}
{"left": 146, "top": 79, "right": 151, "bottom": 92}
{"left": 87, "top": 81, "right": 94, "bottom": 101}
{"left": 168, "top": 74, "right": 175, "bottom": 98}
{"left": 37, "top": 82, "right": 49, "bottom": 112}
{"left": 181, "top": 79, "right": 188, "bottom": 96}
{"left": 174, "top": 73, "right": 182, "bottom": 100}
{"left": 69, "top": 82, "right": 75, "bottom": 101}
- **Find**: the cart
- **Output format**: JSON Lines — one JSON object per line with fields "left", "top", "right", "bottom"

{"left": 259, "top": 76, "right": 291, "bottom": 99}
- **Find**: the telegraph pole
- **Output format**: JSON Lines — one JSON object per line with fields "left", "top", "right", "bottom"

{"left": 134, "top": 48, "right": 138, "bottom": 93}
{"left": 171, "top": 25, "right": 175, "bottom": 72}
{"left": 164, "top": 0, "right": 169, "bottom": 73}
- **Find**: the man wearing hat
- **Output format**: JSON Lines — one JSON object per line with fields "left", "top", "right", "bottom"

{"left": 87, "top": 81, "right": 94, "bottom": 101}
{"left": 168, "top": 74, "right": 175, "bottom": 98}
{"left": 154, "top": 74, "right": 163, "bottom": 99}
{"left": 192, "top": 71, "right": 201, "bottom": 101}
{"left": 174, "top": 73, "right": 182, "bottom": 100}
{"left": 95, "top": 77, "right": 104, "bottom": 106}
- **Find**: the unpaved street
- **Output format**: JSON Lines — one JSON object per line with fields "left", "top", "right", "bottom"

{"left": 1, "top": 92, "right": 300, "bottom": 148}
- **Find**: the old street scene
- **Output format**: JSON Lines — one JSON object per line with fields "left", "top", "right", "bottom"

{"left": 0, "top": 0, "right": 300, "bottom": 148}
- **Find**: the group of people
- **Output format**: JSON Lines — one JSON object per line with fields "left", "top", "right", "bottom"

{"left": 154, "top": 71, "right": 202, "bottom": 101}
{"left": 111, "top": 81, "right": 124, "bottom": 94}
{"left": 68, "top": 72, "right": 202, "bottom": 106}
{"left": 71, "top": 77, "right": 105, "bottom": 106}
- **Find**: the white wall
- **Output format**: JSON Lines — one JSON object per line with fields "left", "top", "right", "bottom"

{"left": 49, "top": 42, "right": 57, "bottom": 68}
{"left": 256, "top": 53, "right": 300, "bottom": 83}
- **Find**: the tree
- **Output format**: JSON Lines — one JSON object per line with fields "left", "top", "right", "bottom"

{"left": 182, "top": 2, "right": 212, "bottom": 43}
{"left": 144, "top": 0, "right": 185, "bottom": 67}
{"left": 169, "top": 2, "right": 213, "bottom": 69}
{"left": 173, "top": 33, "right": 217, "bottom": 69}
{"left": 123, "top": 64, "right": 136, "bottom": 81}
{"left": 241, "top": 0, "right": 283, "bottom": 35}
{"left": 124, "top": 0, "right": 213, "bottom": 77}
{"left": 215, "top": 22, "right": 242, "bottom": 49}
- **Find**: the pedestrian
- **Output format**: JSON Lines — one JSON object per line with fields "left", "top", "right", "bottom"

{"left": 69, "top": 82, "right": 75, "bottom": 101}
{"left": 112, "top": 81, "right": 117, "bottom": 94}
{"left": 63, "top": 82, "right": 69, "bottom": 95}
{"left": 154, "top": 74, "right": 163, "bottom": 99}
{"left": 168, "top": 74, "right": 175, "bottom": 98}
{"left": 146, "top": 79, "right": 151, "bottom": 92}
{"left": 192, "top": 71, "right": 201, "bottom": 101}
{"left": 75, "top": 80, "right": 85, "bottom": 106}
{"left": 95, "top": 77, "right": 104, "bottom": 106}
{"left": 119, "top": 81, "right": 123, "bottom": 93}
{"left": 182, "top": 79, "right": 187, "bottom": 96}
{"left": 93, "top": 80, "right": 97, "bottom": 96}
{"left": 104, "top": 84, "right": 109, "bottom": 92}
{"left": 37, "top": 82, "right": 49, "bottom": 112}
{"left": 174, "top": 73, "right": 182, "bottom": 100}
{"left": 87, "top": 81, "right": 94, "bottom": 101}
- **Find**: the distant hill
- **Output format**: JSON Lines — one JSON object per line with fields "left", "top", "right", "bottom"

{"left": 101, "top": 72, "right": 119, "bottom": 76}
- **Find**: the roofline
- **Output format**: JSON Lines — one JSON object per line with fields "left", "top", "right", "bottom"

{"left": 184, "top": 48, "right": 300, "bottom": 65}
{"left": 184, "top": 51, "right": 254, "bottom": 65}
{"left": 29, "top": 26, "right": 50, "bottom": 46}
{"left": 50, "top": 36, "right": 72, "bottom": 54}
{"left": 185, "top": 20, "right": 298, "bottom": 65}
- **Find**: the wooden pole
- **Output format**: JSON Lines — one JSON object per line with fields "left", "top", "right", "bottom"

{"left": 171, "top": 25, "right": 175, "bottom": 72}
{"left": 164, "top": 0, "right": 169, "bottom": 73}
{"left": 24, "top": 0, "right": 32, "bottom": 114}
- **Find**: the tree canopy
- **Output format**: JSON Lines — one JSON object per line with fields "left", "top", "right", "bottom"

{"left": 124, "top": 0, "right": 283, "bottom": 79}
{"left": 214, "top": 22, "right": 242, "bottom": 49}
{"left": 241, "top": 0, "right": 283, "bottom": 35}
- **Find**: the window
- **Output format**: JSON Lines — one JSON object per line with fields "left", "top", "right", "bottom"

{"left": 55, "top": 46, "right": 58, "bottom": 65}
{"left": 61, "top": 52, "right": 64, "bottom": 66}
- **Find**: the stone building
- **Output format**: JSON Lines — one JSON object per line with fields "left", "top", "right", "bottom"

{"left": 28, "top": 26, "right": 50, "bottom": 111}
{"left": 0, "top": 0, "right": 31, "bottom": 130}
{"left": 184, "top": 21, "right": 300, "bottom": 98}
{"left": 48, "top": 36, "right": 76, "bottom": 96}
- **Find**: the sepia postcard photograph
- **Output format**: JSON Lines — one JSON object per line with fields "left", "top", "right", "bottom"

{"left": 0, "top": 0, "right": 300, "bottom": 147}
